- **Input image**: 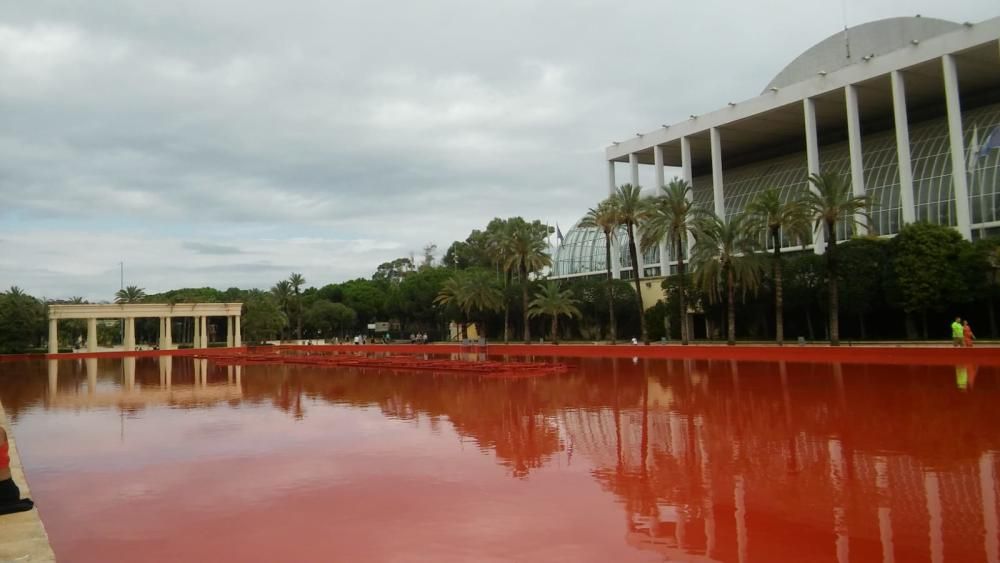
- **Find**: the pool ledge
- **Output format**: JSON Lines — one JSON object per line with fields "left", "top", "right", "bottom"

{"left": 0, "top": 400, "right": 56, "bottom": 562}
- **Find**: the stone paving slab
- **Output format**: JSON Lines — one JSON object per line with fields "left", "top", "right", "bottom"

{"left": 0, "top": 401, "right": 55, "bottom": 562}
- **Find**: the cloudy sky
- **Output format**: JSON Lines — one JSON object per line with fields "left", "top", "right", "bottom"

{"left": 1, "top": 0, "right": 995, "bottom": 300}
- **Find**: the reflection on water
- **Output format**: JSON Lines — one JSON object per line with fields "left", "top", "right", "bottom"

{"left": 2, "top": 356, "right": 999, "bottom": 562}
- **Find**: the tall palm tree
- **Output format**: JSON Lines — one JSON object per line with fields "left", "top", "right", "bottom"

{"left": 527, "top": 281, "right": 582, "bottom": 344}
{"left": 805, "top": 173, "right": 869, "bottom": 346}
{"left": 612, "top": 183, "right": 650, "bottom": 344}
{"left": 641, "top": 179, "right": 698, "bottom": 345}
{"left": 288, "top": 273, "right": 305, "bottom": 340}
{"left": 487, "top": 220, "right": 515, "bottom": 343}
{"left": 689, "top": 212, "right": 763, "bottom": 345}
{"left": 6, "top": 286, "right": 25, "bottom": 297}
{"left": 579, "top": 198, "right": 620, "bottom": 344}
{"left": 271, "top": 280, "right": 292, "bottom": 340}
{"left": 434, "top": 270, "right": 503, "bottom": 339}
{"left": 502, "top": 220, "right": 552, "bottom": 344}
{"left": 115, "top": 285, "right": 146, "bottom": 304}
{"left": 745, "top": 186, "right": 812, "bottom": 345}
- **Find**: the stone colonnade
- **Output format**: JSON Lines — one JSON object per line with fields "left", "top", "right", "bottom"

{"left": 47, "top": 303, "right": 243, "bottom": 354}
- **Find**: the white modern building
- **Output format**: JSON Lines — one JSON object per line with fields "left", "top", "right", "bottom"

{"left": 554, "top": 16, "right": 1000, "bottom": 301}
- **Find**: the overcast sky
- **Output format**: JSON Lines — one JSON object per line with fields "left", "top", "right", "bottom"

{"left": 1, "top": 1, "right": 996, "bottom": 300}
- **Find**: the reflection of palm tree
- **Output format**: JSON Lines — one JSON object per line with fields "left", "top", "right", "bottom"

{"left": 580, "top": 200, "right": 621, "bottom": 343}
{"left": 115, "top": 285, "right": 146, "bottom": 304}
{"left": 527, "top": 281, "right": 582, "bottom": 344}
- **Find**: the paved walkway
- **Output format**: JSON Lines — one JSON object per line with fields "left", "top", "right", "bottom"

{"left": 0, "top": 401, "right": 55, "bottom": 562}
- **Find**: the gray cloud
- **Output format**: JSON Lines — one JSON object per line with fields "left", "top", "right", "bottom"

{"left": 0, "top": 0, "right": 996, "bottom": 298}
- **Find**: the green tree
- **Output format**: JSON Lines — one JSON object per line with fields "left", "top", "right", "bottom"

{"left": 887, "top": 222, "right": 968, "bottom": 339}
{"left": 288, "top": 273, "right": 306, "bottom": 340}
{"left": 304, "top": 300, "right": 357, "bottom": 338}
{"left": 0, "top": 289, "right": 46, "bottom": 353}
{"left": 745, "top": 186, "right": 811, "bottom": 345}
{"left": 579, "top": 198, "right": 621, "bottom": 343}
{"left": 527, "top": 281, "right": 582, "bottom": 344}
{"left": 641, "top": 179, "right": 698, "bottom": 345}
{"left": 836, "top": 238, "right": 888, "bottom": 339}
{"left": 372, "top": 258, "right": 415, "bottom": 285}
{"left": 805, "top": 172, "right": 869, "bottom": 346}
{"left": 271, "top": 280, "right": 293, "bottom": 339}
{"left": 115, "top": 285, "right": 146, "bottom": 304}
{"left": 242, "top": 290, "right": 287, "bottom": 343}
{"left": 689, "top": 212, "right": 763, "bottom": 345}
{"left": 501, "top": 219, "right": 552, "bottom": 343}
{"left": 612, "top": 183, "right": 651, "bottom": 344}
{"left": 434, "top": 270, "right": 504, "bottom": 339}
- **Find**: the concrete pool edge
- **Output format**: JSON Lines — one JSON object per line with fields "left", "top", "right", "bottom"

{"left": 0, "top": 400, "right": 56, "bottom": 562}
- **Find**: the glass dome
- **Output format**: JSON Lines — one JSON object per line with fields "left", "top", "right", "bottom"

{"left": 552, "top": 222, "right": 610, "bottom": 277}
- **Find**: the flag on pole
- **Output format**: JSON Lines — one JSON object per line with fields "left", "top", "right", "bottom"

{"left": 967, "top": 124, "right": 980, "bottom": 174}
{"left": 980, "top": 126, "right": 1000, "bottom": 159}
{"left": 556, "top": 223, "right": 564, "bottom": 244}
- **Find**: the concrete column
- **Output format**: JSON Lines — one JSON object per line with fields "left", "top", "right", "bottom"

{"left": 159, "top": 317, "right": 166, "bottom": 349}
{"left": 629, "top": 153, "right": 639, "bottom": 187}
{"left": 192, "top": 316, "right": 201, "bottom": 349}
{"left": 804, "top": 97, "right": 826, "bottom": 254}
{"left": 87, "top": 318, "right": 97, "bottom": 352}
{"left": 942, "top": 55, "right": 972, "bottom": 240}
{"left": 709, "top": 127, "right": 725, "bottom": 218}
{"left": 681, "top": 136, "right": 695, "bottom": 258}
{"left": 234, "top": 315, "right": 242, "bottom": 347}
{"left": 47, "top": 359, "right": 57, "bottom": 399}
{"left": 86, "top": 358, "right": 97, "bottom": 394}
{"left": 607, "top": 160, "right": 616, "bottom": 195}
{"left": 124, "top": 357, "right": 135, "bottom": 391}
{"left": 891, "top": 71, "right": 917, "bottom": 225}
{"left": 227, "top": 316, "right": 234, "bottom": 347}
{"left": 48, "top": 318, "right": 58, "bottom": 354}
{"left": 845, "top": 84, "right": 868, "bottom": 235}
{"left": 200, "top": 316, "right": 208, "bottom": 348}
{"left": 164, "top": 317, "right": 173, "bottom": 350}
{"left": 124, "top": 317, "right": 135, "bottom": 351}
{"left": 653, "top": 145, "right": 665, "bottom": 189}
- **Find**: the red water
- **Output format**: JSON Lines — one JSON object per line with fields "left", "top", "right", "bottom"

{"left": 1, "top": 355, "right": 999, "bottom": 562}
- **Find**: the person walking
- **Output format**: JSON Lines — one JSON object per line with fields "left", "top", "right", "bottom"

{"left": 963, "top": 320, "right": 975, "bottom": 348}
{"left": 951, "top": 317, "right": 964, "bottom": 347}
{"left": 0, "top": 427, "right": 34, "bottom": 515}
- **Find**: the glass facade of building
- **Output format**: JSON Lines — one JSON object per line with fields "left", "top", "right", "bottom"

{"left": 554, "top": 102, "right": 1000, "bottom": 278}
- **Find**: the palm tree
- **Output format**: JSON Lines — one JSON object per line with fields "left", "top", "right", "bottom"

{"left": 579, "top": 199, "right": 620, "bottom": 344}
{"left": 271, "top": 280, "right": 292, "bottom": 340}
{"left": 612, "top": 183, "right": 650, "bottom": 344}
{"left": 689, "top": 212, "right": 763, "bottom": 345}
{"left": 6, "top": 286, "right": 25, "bottom": 297}
{"left": 434, "top": 270, "right": 503, "bottom": 339}
{"left": 641, "top": 179, "right": 698, "bottom": 345}
{"left": 487, "top": 220, "right": 516, "bottom": 343}
{"left": 805, "top": 173, "right": 870, "bottom": 346}
{"left": 288, "top": 273, "right": 305, "bottom": 340}
{"left": 115, "top": 285, "right": 146, "bottom": 304}
{"left": 502, "top": 220, "right": 552, "bottom": 344}
{"left": 745, "top": 186, "right": 812, "bottom": 345}
{"left": 527, "top": 281, "right": 582, "bottom": 344}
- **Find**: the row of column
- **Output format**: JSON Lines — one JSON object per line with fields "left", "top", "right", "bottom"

{"left": 609, "top": 53, "right": 977, "bottom": 271}
{"left": 48, "top": 315, "right": 242, "bottom": 354}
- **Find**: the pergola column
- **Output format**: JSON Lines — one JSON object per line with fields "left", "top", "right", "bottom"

{"left": 654, "top": 145, "right": 669, "bottom": 276}
{"left": 234, "top": 315, "right": 242, "bottom": 347}
{"left": 124, "top": 317, "right": 135, "bottom": 351}
{"left": 227, "top": 316, "right": 234, "bottom": 347}
{"left": 48, "top": 319, "right": 58, "bottom": 354}
{"left": 607, "top": 160, "right": 616, "bottom": 195}
{"left": 891, "top": 70, "right": 917, "bottom": 225}
{"left": 942, "top": 54, "right": 972, "bottom": 240}
{"left": 804, "top": 97, "right": 826, "bottom": 254}
{"left": 200, "top": 316, "right": 208, "bottom": 348}
{"left": 844, "top": 84, "right": 868, "bottom": 235}
{"left": 681, "top": 135, "right": 695, "bottom": 258}
{"left": 629, "top": 152, "right": 639, "bottom": 187}
{"left": 193, "top": 316, "right": 201, "bottom": 349}
{"left": 709, "top": 127, "right": 725, "bottom": 218}
{"left": 87, "top": 318, "right": 97, "bottom": 352}
{"left": 164, "top": 317, "right": 173, "bottom": 350}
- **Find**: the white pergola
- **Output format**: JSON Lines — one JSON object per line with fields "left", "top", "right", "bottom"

{"left": 47, "top": 303, "right": 243, "bottom": 354}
